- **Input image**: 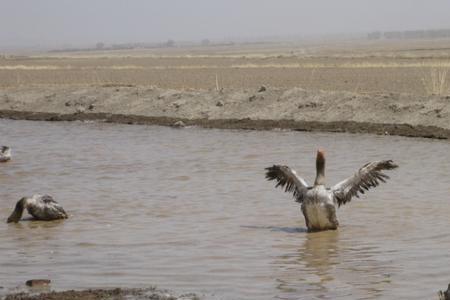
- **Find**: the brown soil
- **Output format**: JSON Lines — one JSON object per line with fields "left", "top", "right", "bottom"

{"left": 2, "top": 39, "right": 450, "bottom": 95}
{"left": 0, "top": 109, "right": 448, "bottom": 139}
{"left": 1, "top": 40, "right": 450, "bottom": 139}
{"left": 0, "top": 85, "right": 448, "bottom": 139}
{"left": 4, "top": 287, "right": 198, "bottom": 300}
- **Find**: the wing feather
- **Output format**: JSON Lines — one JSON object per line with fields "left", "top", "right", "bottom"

{"left": 331, "top": 160, "right": 398, "bottom": 206}
{"left": 40, "top": 195, "right": 57, "bottom": 204}
{"left": 265, "top": 165, "right": 309, "bottom": 203}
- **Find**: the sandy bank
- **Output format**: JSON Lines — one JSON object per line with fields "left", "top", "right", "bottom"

{"left": 3, "top": 287, "right": 198, "bottom": 300}
{"left": 0, "top": 85, "right": 449, "bottom": 139}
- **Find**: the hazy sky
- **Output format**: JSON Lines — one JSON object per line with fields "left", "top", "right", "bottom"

{"left": 2, "top": 0, "right": 450, "bottom": 47}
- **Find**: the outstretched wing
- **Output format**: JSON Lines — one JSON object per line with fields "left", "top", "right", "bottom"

{"left": 331, "top": 160, "right": 398, "bottom": 207}
{"left": 265, "top": 165, "right": 309, "bottom": 203}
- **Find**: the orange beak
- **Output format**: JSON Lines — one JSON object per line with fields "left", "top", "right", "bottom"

{"left": 317, "top": 149, "right": 325, "bottom": 161}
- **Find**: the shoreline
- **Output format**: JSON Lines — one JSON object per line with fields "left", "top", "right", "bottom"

{"left": 0, "top": 109, "right": 449, "bottom": 140}
{"left": 0, "top": 85, "right": 449, "bottom": 140}
{"left": 2, "top": 287, "right": 199, "bottom": 300}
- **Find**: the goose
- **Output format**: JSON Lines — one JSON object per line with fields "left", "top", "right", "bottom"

{"left": 265, "top": 149, "right": 398, "bottom": 232}
{"left": 0, "top": 146, "right": 11, "bottom": 162}
{"left": 439, "top": 284, "right": 450, "bottom": 300}
{"left": 7, "top": 194, "right": 68, "bottom": 223}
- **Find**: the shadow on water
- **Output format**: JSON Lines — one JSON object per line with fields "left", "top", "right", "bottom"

{"left": 273, "top": 230, "right": 393, "bottom": 299}
{"left": 5, "top": 218, "right": 67, "bottom": 239}
{"left": 6, "top": 217, "right": 66, "bottom": 226}
{"left": 240, "top": 225, "right": 308, "bottom": 234}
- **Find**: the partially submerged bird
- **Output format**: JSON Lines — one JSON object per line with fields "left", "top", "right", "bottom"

{"left": 439, "top": 284, "right": 450, "bottom": 300}
{"left": 265, "top": 149, "right": 398, "bottom": 232}
{"left": 0, "top": 146, "right": 11, "bottom": 162}
{"left": 7, "top": 195, "right": 68, "bottom": 223}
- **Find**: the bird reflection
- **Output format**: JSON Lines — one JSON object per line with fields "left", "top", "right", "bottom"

{"left": 273, "top": 230, "right": 339, "bottom": 298}
{"left": 274, "top": 230, "right": 392, "bottom": 299}
{"left": 298, "top": 230, "right": 340, "bottom": 284}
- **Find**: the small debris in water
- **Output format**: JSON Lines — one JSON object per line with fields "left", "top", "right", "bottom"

{"left": 172, "top": 120, "right": 186, "bottom": 128}
{"left": 25, "top": 279, "right": 51, "bottom": 287}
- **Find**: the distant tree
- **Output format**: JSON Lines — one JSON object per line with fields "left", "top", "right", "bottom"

{"left": 95, "top": 42, "right": 105, "bottom": 50}
{"left": 367, "top": 31, "right": 381, "bottom": 40}
{"left": 165, "top": 39, "right": 175, "bottom": 47}
{"left": 201, "top": 39, "right": 210, "bottom": 46}
{"left": 384, "top": 31, "right": 403, "bottom": 39}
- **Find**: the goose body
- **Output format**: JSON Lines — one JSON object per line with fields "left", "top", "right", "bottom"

{"left": 265, "top": 149, "right": 398, "bottom": 232}
{"left": 301, "top": 185, "right": 338, "bottom": 230}
{"left": 7, "top": 195, "right": 68, "bottom": 223}
{"left": 0, "top": 146, "right": 11, "bottom": 162}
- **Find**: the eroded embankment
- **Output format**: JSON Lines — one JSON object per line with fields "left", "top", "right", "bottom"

{"left": 0, "top": 110, "right": 448, "bottom": 139}
{"left": 3, "top": 287, "right": 198, "bottom": 300}
{"left": 0, "top": 85, "right": 449, "bottom": 139}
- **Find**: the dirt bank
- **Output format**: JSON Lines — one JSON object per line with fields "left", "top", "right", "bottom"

{"left": 0, "top": 85, "right": 449, "bottom": 139}
{"left": 3, "top": 287, "right": 198, "bottom": 300}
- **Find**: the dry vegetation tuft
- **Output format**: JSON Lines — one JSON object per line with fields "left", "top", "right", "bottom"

{"left": 2, "top": 40, "right": 450, "bottom": 95}
{"left": 421, "top": 67, "right": 449, "bottom": 96}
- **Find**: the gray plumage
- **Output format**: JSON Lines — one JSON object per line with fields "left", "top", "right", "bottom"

{"left": 0, "top": 146, "right": 11, "bottom": 162}
{"left": 332, "top": 160, "right": 398, "bottom": 207}
{"left": 7, "top": 195, "right": 68, "bottom": 223}
{"left": 439, "top": 284, "right": 450, "bottom": 300}
{"left": 265, "top": 149, "right": 398, "bottom": 231}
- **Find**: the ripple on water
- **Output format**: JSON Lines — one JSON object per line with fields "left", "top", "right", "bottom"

{"left": 0, "top": 119, "right": 449, "bottom": 299}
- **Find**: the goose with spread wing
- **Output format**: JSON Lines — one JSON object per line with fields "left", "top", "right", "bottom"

{"left": 265, "top": 149, "right": 398, "bottom": 231}
{"left": 7, "top": 194, "right": 68, "bottom": 223}
{"left": 0, "top": 146, "right": 11, "bottom": 162}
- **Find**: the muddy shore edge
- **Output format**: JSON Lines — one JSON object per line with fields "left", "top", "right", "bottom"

{"left": 2, "top": 287, "right": 199, "bottom": 300}
{"left": 0, "top": 109, "right": 449, "bottom": 139}
{"left": 1, "top": 86, "right": 449, "bottom": 139}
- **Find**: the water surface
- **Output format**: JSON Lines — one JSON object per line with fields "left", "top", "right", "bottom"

{"left": 0, "top": 119, "right": 449, "bottom": 299}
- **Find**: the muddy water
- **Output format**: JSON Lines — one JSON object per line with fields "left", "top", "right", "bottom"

{"left": 0, "top": 119, "right": 449, "bottom": 300}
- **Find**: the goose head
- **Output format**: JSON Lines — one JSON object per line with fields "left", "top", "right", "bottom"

{"left": 314, "top": 149, "right": 326, "bottom": 186}
{"left": 1, "top": 146, "right": 10, "bottom": 155}
{"left": 7, "top": 197, "right": 27, "bottom": 223}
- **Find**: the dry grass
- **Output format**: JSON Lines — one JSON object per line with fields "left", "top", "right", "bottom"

{"left": 2, "top": 40, "right": 450, "bottom": 95}
{"left": 421, "top": 67, "right": 449, "bottom": 95}
{"left": 2, "top": 61, "right": 450, "bottom": 72}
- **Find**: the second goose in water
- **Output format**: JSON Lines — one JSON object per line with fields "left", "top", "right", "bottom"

{"left": 7, "top": 195, "right": 68, "bottom": 223}
{"left": 0, "top": 146, "right": 11, "bottom": 162}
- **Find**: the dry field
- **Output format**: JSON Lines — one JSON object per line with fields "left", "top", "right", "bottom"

{"left": 1, "top": 39, "right": 450, "bottom": 95}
